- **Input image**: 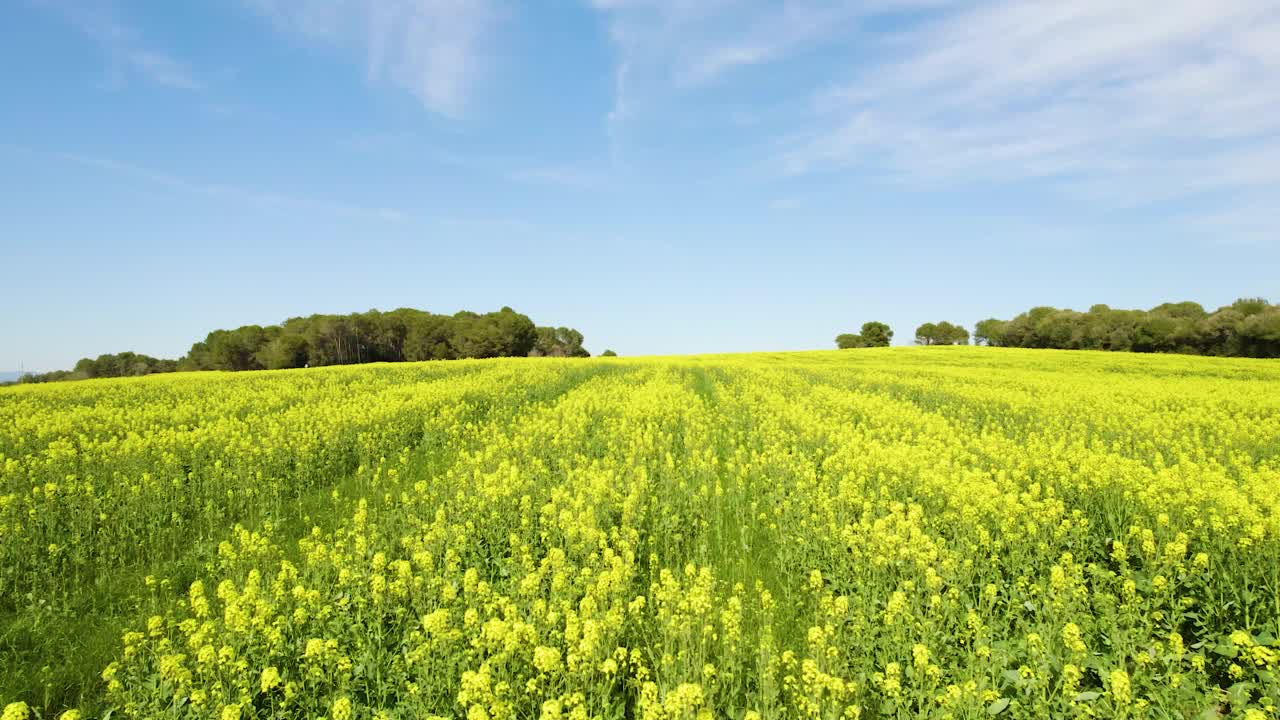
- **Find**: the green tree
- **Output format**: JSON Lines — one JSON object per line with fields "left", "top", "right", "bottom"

{"left": 404, "top": 314, "right": 456, "bottom": 361}
{"left": 187, "top": 326, "right": 271, "bottom": 371}
{"left": 488, "top": 307, "right": 538, "bottom": 357}
{"left": 977, "top": 297, "right": 1276, "bottom": 357}
{"left": 974, "top": 319, "right": 1005, "bottom": 346}
{"left": 1150, "top": 301, "right": 1207, "bottom": 320}
{"left": 1197, "top": 308, "right": 1243, "bottom": 355}
{"left": 1231, "top": 297, "right": 1270, "bottom": 316}
{"left": 914, "top": 323, "right": 938, "bottom": 345}
{"left": 917, "top": 322, "right": 968, "bottom": 346}
{"left": 531, "top": 327, "right": 589, "bottom": 357}
{"left": 860, "top": 321, "right": 893, "bottom": 347}
{"left": 835, "top": 333, "right": 866, "bottom": 349}
{"left": 1239, "top": 308, "right": 1280, "bottom": 358}
{"left": 450, "top": 313, "right": 505, "bottom": 359}
{"left": 937, "top": 321, "right": 969, "bottom": 345}
{"left": 255, "top": 334, "right": 310, "bottom": 370}
{"left": 29, "top": 305, "right": 588, "bottom": 382}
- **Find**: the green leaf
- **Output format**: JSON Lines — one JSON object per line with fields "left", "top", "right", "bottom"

{"left": 1001, "top": 669, "right": 1024, "bottom": 687}
{"left": 1226, "top": 682, "right": 1255, "bottom": 706}
{"left": 1073, "top": 691, "right": 1101, "bottom": 702}
{"left": 987, "top": 698, "right": 1011, "bottom": 715}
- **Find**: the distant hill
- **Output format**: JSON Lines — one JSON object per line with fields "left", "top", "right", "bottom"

{"left": 0, "top": 371, "right": 27, "bottom": 383}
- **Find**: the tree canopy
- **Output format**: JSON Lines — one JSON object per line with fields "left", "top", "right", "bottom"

{"left": 20, "top": 307, "right": 590, "bottom": 384}
{"left": 180, "top": 307, "right": 546, "bottom": 371}
{"left": 975, "top": 298, "right": 1280, "bottom": 358}
{"left": 15, "top": 352, "right": 177, "bottom": 384}
{"left": 915, "top": 321, "right": 969, "bottom": 346}
{"left": 836, "top": 321, "right": 894, "bottom": 349}
{"left": 529, "top": 327, "right": 590, "bottom": 358}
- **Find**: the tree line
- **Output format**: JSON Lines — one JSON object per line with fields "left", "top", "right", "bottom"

{"left": 16, "top": 307, "right": 594, "bottom": 384}
{"left": 836, "top": 320, "right": 970, "bottom": 347}
{"left": 914, "top": 321, "right": 970, "bottom": 346}
{"left": 835, "top": 297, "right": 1279, "bottom": 358}
{"left": 15, "top": 352, "right": 179, "bottom": 384}
{"left": 13, "top": 297, "right": 1277, "bottom": 387}
{"left": 976, "top": 298, "right": 1280, "bottom": 357}
{"left": 836, "top": 321, "right": 893, "bottom": 348}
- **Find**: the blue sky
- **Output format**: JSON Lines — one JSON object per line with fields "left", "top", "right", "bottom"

{"left": 2, "top": 0, "right": 1278, "bottom": 370}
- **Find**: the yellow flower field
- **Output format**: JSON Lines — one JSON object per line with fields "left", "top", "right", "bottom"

{"left": 2, "top": 348, "right": 1278, "bottom": 718}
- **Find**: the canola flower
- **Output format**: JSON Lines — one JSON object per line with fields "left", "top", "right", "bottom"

{"left": 1, "top": 347, "right": 1279, "bottom": 718}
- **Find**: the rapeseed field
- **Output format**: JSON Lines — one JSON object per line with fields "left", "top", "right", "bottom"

{"left": 1, "top": 348, "right": 1278, "bottom": 718}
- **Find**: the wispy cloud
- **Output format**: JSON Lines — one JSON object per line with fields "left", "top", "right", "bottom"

{"left": 35, "top": 0, "right": 201, "bottom": 90}
{"left": 342, "top": 131, "right": 612, "bottom": 190}
{"left": 1181, "top": 200, "right": 1280, "bottom": 249}
{"left": 27, "top": 147, "right": 406, "bottom": 221}
{"left": 586, "top": 0, "right": 937, "bottom": 161}
{"left": 505, "top": 166, "right": 608, "bottom": 189}
{"left": 590, "top": 0, "right": 867, "bottom": 87}
{"left": 605, "top": 59, "right": 631, "bottom": 163}
{"left": 780, "top": 0, "right": 1280, "bottom": 196}
{"left": 585, "top": 0, "right": 1279, "bottom": 245}
{"left": 243, "top": 0, "right": 500, "bottom": 117}
{"left": 124, "top": 50, "right": 200, "bottom": 89}
{"left": 768, "top": 196, "right": 804, "bottom": 212}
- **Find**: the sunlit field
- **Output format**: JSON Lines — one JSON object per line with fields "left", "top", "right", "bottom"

{"left": 2, "top": 348, "right": 1278, "bottom": 719}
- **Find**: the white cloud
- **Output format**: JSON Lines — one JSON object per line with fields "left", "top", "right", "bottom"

{"left": 506, "top": 166, "right": 608, "bottom": 189}
{"left": 680, "top": 44, "right": 773, "bottom": 86}
{"left": 781, "top": 0, "right": 1280, "bottom": 196}
{"left": 590, "top": 0, "right": 867, "bottom": 87}
{"left": 244, "top": 0, "right": 498, "bottom": 116}
{"left": 768, "top": 196, "right": 804, "bottom": 211}
{"left": 605, "top": 59, "right": 631, "bottom": 163}
{"left": 37, "top": 0, "right": 201, "bottom": 89}
{"left": 584, "top": 0, "right": 1279, "bottom": 244}
{"left": 586, "top": 0, "right": 946, "bottom": 163}
{"left": 125, "top": 50, "right": 200, "bottom": 89}
{"left": 1186, "top": 202, "right": 1280, "bottom": 248}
